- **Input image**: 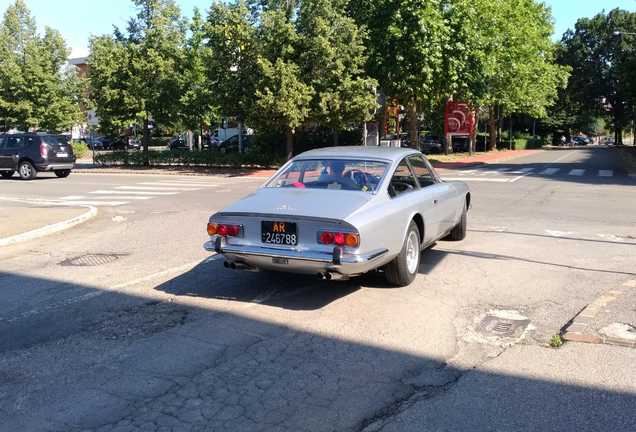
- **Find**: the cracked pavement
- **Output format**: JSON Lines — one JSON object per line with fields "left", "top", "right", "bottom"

{"left": 1, "top": 148, "right": 635, "bottom": 431}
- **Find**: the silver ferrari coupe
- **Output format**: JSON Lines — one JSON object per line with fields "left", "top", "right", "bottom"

{"left": 204, "top": 146, "right": 470, "bottom": 286}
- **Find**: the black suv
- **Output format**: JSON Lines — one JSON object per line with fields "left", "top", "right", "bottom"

{"left": 0, "top": 133, "right": 76, "bottom": 180}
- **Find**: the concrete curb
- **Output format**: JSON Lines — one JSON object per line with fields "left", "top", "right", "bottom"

{"left": 0, "top": 199, "right": 98, "bottom": 247}
{"left": 562, "top": 284, "right": 635, "bottom": 348}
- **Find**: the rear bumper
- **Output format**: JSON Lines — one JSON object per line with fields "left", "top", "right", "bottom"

{"left": 35, "top": 162, "right": 75, "bottom": 171}
{"left": 204, "top": 239, "right": 389, "bottom": 276}
{"left": 36, "top": 162, "right": 74, "bottom": 171}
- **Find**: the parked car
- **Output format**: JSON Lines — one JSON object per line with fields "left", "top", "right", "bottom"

{"left": 0, "top": 133, "right": 75, "bottom": 180}
{"left": 204, "top": 146, "right": 470, "bottom": 286}
{"left": 85, "top": 136, "right": 110, "bottom": 150}
{"left": 419, "top": 135, "right": 443, "bottom": 154}
{"left": 111, "top": 136, "right": 141, "bottom": 151}
{"left": 169, "top": 134, "right": 219, "bottom": 151}
{"left": 573, "top": 136, "right": 589, "bottom": 145}
{"left": 217, "top": 134, "right": 252, "bottom": 153}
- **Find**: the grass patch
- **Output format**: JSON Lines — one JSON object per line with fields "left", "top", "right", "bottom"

{"left": 549, "top": 334, "right": 564, "bottom": 348}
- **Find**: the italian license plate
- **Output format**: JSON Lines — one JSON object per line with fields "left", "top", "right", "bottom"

{"left": 261, "top": 221, "right": 298, "bottom": 246}
{"left": 56, "top": 152, "right": 68, "bottom": 157}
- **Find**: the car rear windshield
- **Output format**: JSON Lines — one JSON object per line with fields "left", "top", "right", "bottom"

{"left": 42, "top": 136, "right": 63, "bottom": 146}
{"left": 267, "top": 159, "right": 389, "bottom": 192}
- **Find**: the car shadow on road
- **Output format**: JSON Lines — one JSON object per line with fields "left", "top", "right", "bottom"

{"left": 2, "top": 270, "right": 636, "bottom": 432}
{"left": 154, "top": 249, "right": 448, "bottom": 311}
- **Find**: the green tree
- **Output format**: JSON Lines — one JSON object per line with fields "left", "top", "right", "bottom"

{"left": 0, "top": 0, "right": 81, "bottom": 131}
{"left": 88, "top": 0, "right": 185, "bottom": 161}
{"left": 205, "top": 0, "right": 260, "bottom": 152}
{"left": 255, "top": 7, "right": 313, "bottom": 159}
{"left": 560, "top": 8, "right": 636, "bottom": 145}
{"left": 350, "top": 0, "right": 449, "bottom": 148}
{"left": 297, "top": 0, "right": 377, "bottom": 145}
{"left": 177, "top": 8, "right": 218, "bottom": 148}
{"left": 481, "top": 0, "right": 568, "bottom": 150}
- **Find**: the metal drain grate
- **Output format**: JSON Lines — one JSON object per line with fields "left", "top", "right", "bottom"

{"left": 60, "top": 253, "right": 126, "bottom": 267}
{"left": 478, "top": 314, "right": 530, "bottom": 338}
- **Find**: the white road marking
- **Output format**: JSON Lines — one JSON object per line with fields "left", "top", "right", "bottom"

{"left": 540, "top": 168, "right": 559, "bottom": 175}
{"left": 545, "top": 230, "right": 575, "bottom": 237}
{"left": 53, "top": 200, "right": 128, "bottom": 207}
{"left": 442, "top": 177, "right": 512, "bottom": 182}
{"left": 569, "top": 169, "right": 584, "bottom": 176}
{"left": 138, "top": 182, "right": 218, "bottom": 187}
{"left": 598, "top": 170, "right": 613, "bottom": 177}
{"left": 59, "top": 195, "right": 85, "bottom": 200}
{"left": 65, "top": 195, "right": 153, "bottom": 200}
{"left": 90, "top": 190, "right": 177, "bottom": 195}
{"left": 552, "top": 152, "right": 576, "bottom": 163}
{"left": 116, "top": 186, "right": 199, "bottom": 191}
{"left": 597, "top": 233, "right": 625, "bottom": 242}
{"left": 1, "top": 256, "right": 218, "bottom": 324}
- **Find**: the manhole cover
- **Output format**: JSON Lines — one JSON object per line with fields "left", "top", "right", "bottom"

{"left": 60, "top": 253, "right": 126, "bottom": 267}
{"left": 479, "top": 314, "right": 530, "bottom": 338}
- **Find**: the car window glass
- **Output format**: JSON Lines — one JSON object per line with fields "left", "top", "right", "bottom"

{"left": 408, "top": 155, "right": 437, "bottom": 187}
{"left": 0, "top": 136, "right": 5, "bottom": 149}
{"left": 388, "top": 159, "right": 418, "bottom": 198}
{"left": 6, "top": 136, "right": 25, "bottom": 149}
{"left": 268, "top": 159, "right": 388, "bottom": 193}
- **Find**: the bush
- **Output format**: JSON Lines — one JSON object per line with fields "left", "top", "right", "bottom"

{"left": 71, "top": 140, "right": 89, "bottom": 158}
{"left": 94, "top": 148, "right": 285, "bottom": 169}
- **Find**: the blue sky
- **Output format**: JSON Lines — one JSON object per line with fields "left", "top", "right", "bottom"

{"left": 1, "top": 0, "right": 635, "bottom": 58}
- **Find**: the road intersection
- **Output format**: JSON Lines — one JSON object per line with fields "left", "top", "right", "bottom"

{"left": 0, "top": 147, "right": 634, "bottom": 432}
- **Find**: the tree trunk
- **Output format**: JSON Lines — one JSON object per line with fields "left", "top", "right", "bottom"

{"left": 333, "top": 129, "right": 339, "bottom": 146}
{"left": 187, "top": 130, "right": 193, "bottom": 151}
{"left": 238, "top": 121, "right": 244, "bottom": 153}
{"left": 487, "top": 105, "right": 497, "bottom": 151}
{"left": 444, "top": 133, "right": 452, "bottom": 155}
{"left": 142, "top": 117, "right": 150, "bottom": 167}
{"left": 616, "top": 126, "right": 623, "bottom": 146}
{"left": 407, "top": 99, "right": 418, "bottom": 149}
{"left": 469, "top": 109, "right": 477, "bottom": 156}
{"left": 286, "top": 128, "right": 294, "bottom": 160}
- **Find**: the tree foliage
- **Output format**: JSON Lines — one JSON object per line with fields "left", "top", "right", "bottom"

{"left": 0, "top": 0, "right": 82, "bottom": 132}
{"left": 559, "top": 8, "right": 636, "bottom": 144}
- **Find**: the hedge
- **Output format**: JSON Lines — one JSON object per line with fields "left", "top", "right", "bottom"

{"left": 94, "top": 148, "right": 285, "bottom": 169}
{"left": 71, "top": 141, "right": 89, "bottom": 158}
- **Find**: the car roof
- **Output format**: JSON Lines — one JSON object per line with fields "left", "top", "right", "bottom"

{"left": 295, "top": 146, "right": 419, "bottom": 162}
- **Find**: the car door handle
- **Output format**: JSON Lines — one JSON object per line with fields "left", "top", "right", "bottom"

{"left": 433, "top": 199, "right": 438, "bottom": 205}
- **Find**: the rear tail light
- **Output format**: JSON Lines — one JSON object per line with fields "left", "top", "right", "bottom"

{"left": 40, "top": 143, "right": 48, "bottom": 158}
{"left": 208, "top": 223, "right": 242, "bottom": 237}
{"left": 318, "top": 230, "right": 359, "bottom": 248}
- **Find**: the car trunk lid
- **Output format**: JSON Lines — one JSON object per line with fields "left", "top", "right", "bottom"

{"left": 221, "top": 188, "right": 374, "bottom": 221}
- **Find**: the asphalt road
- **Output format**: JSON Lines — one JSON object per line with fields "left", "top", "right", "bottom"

{"left": 0, "top": 147, "right": 635, "bottom": 432}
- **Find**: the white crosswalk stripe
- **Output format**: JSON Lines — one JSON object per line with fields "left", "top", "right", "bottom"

{"left": 569, "top": 169, "right": 585, "bottom": 176}
{"left": 90, "top": 190, "right": 178, "bottom": 195}
{"left": 598, "top": 170, "right": 613, "bottom": 177}
{"left": 138, "top": 182, "right": 218, "bottom": 187}
{"left": 55, "top": 200, "right": 128, "bottom": 207}
{"left": 540, "top": 168, "right": 559, "bottom": 175}
{"left": 43, "top": 176, "right": 250, "bottom": 208}
{"left": 116, "top": 186, "right": 199, "bottom": 191}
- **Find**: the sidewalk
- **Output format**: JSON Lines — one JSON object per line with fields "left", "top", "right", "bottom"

{"left": 429, "top": 149, "right": 539, "bottom": 169}
{"left": 0, "top": 202, "right": 97, "bottom": 246}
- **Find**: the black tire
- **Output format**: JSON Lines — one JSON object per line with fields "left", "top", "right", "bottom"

{"left": 18, "top": 161, "right": 37, "bottom": 180}
{"left": 447, "top": 200, "right": 467, "bottom": 241}
{"left": 384, "top": 220, "right": 420, "bottom": 287}
{"left": 54, "top": 169, "right": 71, "bottom": 178}
{"left": 1, "top": 171, "right": 14, "bottom": 179}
